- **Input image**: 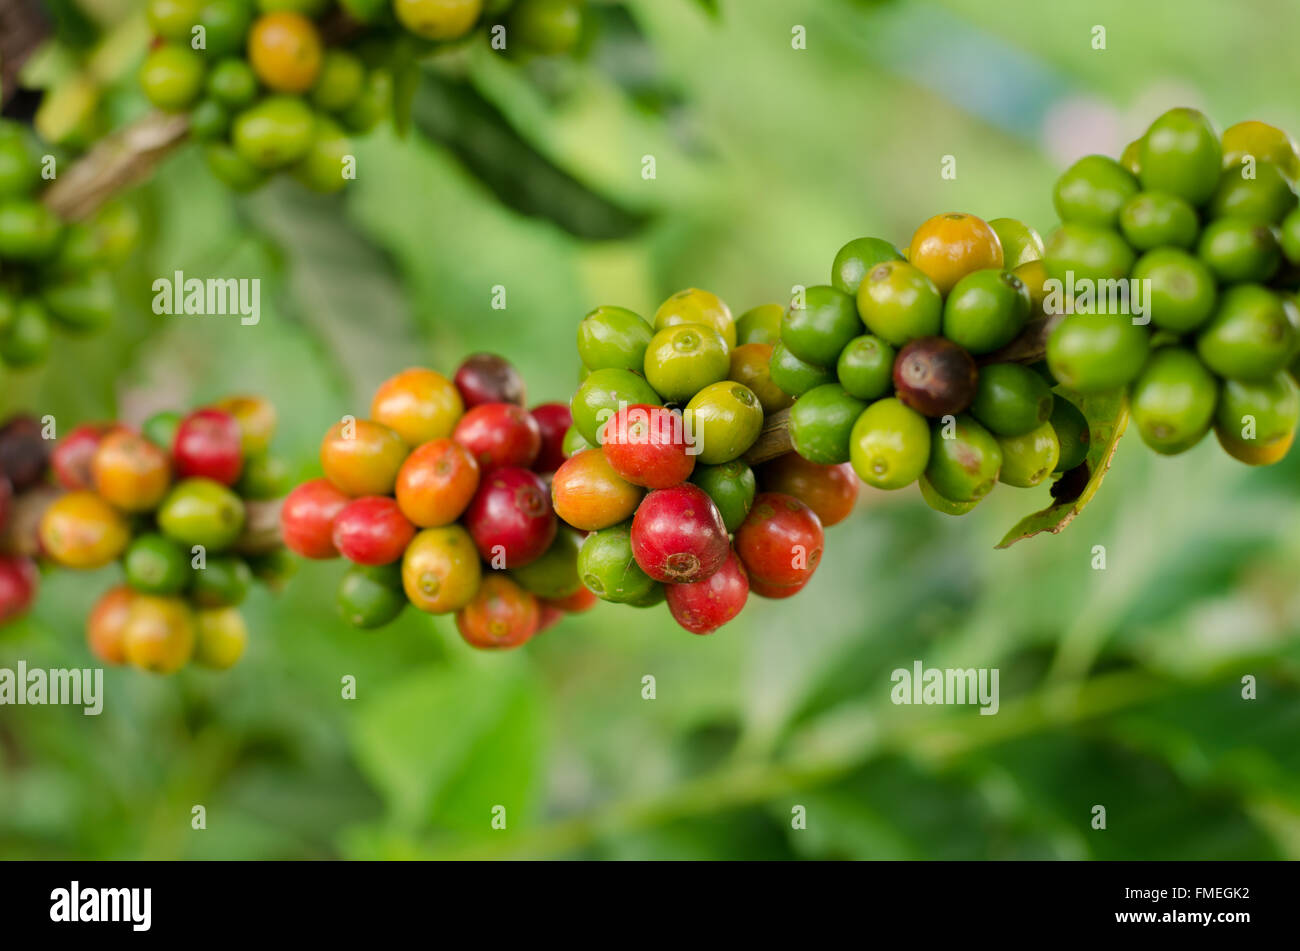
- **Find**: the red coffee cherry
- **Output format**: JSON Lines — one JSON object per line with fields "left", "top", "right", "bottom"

{"left": 280, "top": 477, "right": 350, "bottom": 559}
{"left": 601, "top": 404, "right": 695, "bottom": 489}
{"left": 173, "top": 407, "right": 244, "bottom": 485}
{"left": 454, "top": 353, "right": 527, "bottom": 408}
{"left": 332, "top": 496, "right": 416, "bottom": 566}
{"left": 453, "top": 402, "right": 542, "bottom": 472}
{"left": 462, "top": 467, "right": 557, "bottom": 568}
{"left": 734, "top": 491, "right": 824, "bottom": 588}
{"left": 665, "top": 547, "right": 749, "bottom": 635}
{"left": 529, "top": 402, "right": 573, "bottom": 474}
{"left": 630, "top": 483, "right": 729, "bottom": 584}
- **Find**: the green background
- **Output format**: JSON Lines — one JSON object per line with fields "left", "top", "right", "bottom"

{"left": 3, "top": 0, "right": 1300, "bottom": 860}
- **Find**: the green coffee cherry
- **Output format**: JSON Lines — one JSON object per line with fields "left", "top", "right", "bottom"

{"left": 925, "top": 415, "right": 1003, "bottom": 502}
{"left": 1197, "top": 218, "right": 1281, "bottom": 283}
{"left": 856, "top": 259, "right": 943, "bottom": 347}
{"left": 970, "top": 362, "right": 1054, "bottom": 437}
{"left": 996, "top": 423, "right": 1060, "bottom": 487}
{"left": 735, "top": 304, "right": 783, "bottom": 346}
{"left": 690, "top": 461, "right": 756, "bottom": 532}
{"left": 1207, "top": 162, "right": 1298, "bottom": 224}
{"left": 570, "top": 367, "right": 661, "bottom": 445}
{"left": 1053, "top": 154, "right": 1140, "bottom": 228}
{"left": 836, "top": 334, "right": 896, "bottom": 400}
{"left": 781, "top": 285, "right": 862, "bottom": 367}
{"left": 643, "top": 324, "right": 730, "bottom": 404}
{"left": 769, "top": 341, "right": 834, "bottom": 397}
{"left": 1138, "top": 107, "right": 1222, "bottom": 206}
{"left": 1130, "top": 347, "right": 1218, "bottom": 454}
{"left": 1195, "top": 284, "right": 1296, "bottom": 381}
{"left": 1049, "top": 397, "right": 1090, "bottom": 472}
{"left": 788, "top": 383, "right": 868, "bottom": 465}
{"left": 1047, "top": 313, "right": 1151, "bottom": 393}
{"left": 1043, "top": 223, "right": 1136, "bottom": 285}
{"left": 941, "top": 268, "right": 1031, "bottom": 355}
{"left": 1214, "top": 372, "right": 1300, "bottom": 465}
{"left": 578, "top": 305, "right": 654, "bottom": 372}
{"left": 988, "top": 218, "right": 1044, "bottom": 269}
{"left": 831, "top": 236, "right": 904, "bottom": 295}
{"left": 848, "top": 397, "right": 930, "bottom": 491}
{"left": 1132, "top": 248, "right": 1217, "bottom": 333}
{"left": 1118, "top": 191, "right": 1199, "bottom": 250}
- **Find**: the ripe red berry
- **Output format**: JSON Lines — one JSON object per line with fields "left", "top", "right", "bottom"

{"left": 529, "top": 402, "right": 572, "bottom": 474}
{"left": 666, "top": 548, "right": 748, "bottom": 635}
{"left": 0, "top": 555, "right": 38, "bottom": 623}
{"left": 892, "top": 336, "right": 979, "bottom": 417}
{"left": 332, "top": 496, "right": 416, "bottom": 565}
{"left": 536, "top": 600, "right": 566, "bottom": 634}
{"left": 173, "top": 408, "right": 244, "bottom": 485}
{"left": 462, "top": 467, "right": 557, "bottom": 568}
{"left": 734, "top": 492, "right": 824, "bottom": 588}
{"left": 453, "top": 403, "right": 542, "bottom": 472}
{"left": 601, "top": 404, "right": 695, "bottom": 489}
{"left": 51, "top": 422, "right": 122, "bottom": 491}
{"left": 630, "top": 483, "right": 729, "bottom": 584}
{"left": 455, "top": 574, "right": 540, "bottom": 649}
{"left": 454, "top": 353, "right": 526, "bottom": 408}
{"left": 758, "top": 454, "right": 858, "bottom": 527}
{"left": 280, "top": 477, "right": 351, "bottom": 559}
{"left": 544, "top": 585, "right": 597, "bottom": 614}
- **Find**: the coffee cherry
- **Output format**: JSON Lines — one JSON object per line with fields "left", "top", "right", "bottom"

{"left": 1208, "top": 163, "right": 1297, "bottom": 224}
{"left": 831, "top": 237, "right": 904, "bottom": 296}
{"left": 87, "top": 585, "right": 134, "bottom": 664}
{"left": 970, "top": 362, "right": 1054, "bottom": 437}
{"left": 788, "top": 383, "right": 867, "bottom": 464}
{"left": 370, "top": 367, "right": 464, "bottom": 446}
{"left": 139, "top": 45, "right": 206, "bottom": 111}
{"left": 995, "top": 423, "right": 1060, "bottom": 487}
{"left": 455, "top": 352, "right": 526, "bottom": 408}
{"left": 577, "top": 305, "right": 654, "bottom": 372}
{"left": 0, "top": 414, "right": 51, "bottom": 491}
{"left": 1130, "top": 347, "right": 1219, "bottom": 454}
{"left": 510, "top": 525, "right": 583, "bottom": 600}
{"left": 394, "top": 438, "right": 480, "bottom": 528}
{"left": 236, "top": 453, "right": 290, "bottom": 500}
{"left": 1050, "top": 398, "right": 1091, "bottom": 472}
{"left": 988, "top": 218, "right": 1044, "bottom": 269}
{"left": 690, "top": 459, "right": 756, "bottom": 532}
{"left": 204, "top": 142, "right": 268, "bottom": 191}
{"left": 1047, "top": 314, "right": 1150, "bottom": 393}
{"left": 529, "top": 402, "right": 572, "bottom": 473}
{"left": 453, "top": 402, "right": 542, "bottom": 472}
{"left": 312, "top": 50, "right": 366, "bottom": 113}
{"left": 1196, "top": 218, "right": 1281, "bottom": 284}
{"left": 907, "top": 212, "right": 1004, "bottom": 295}
{"left": 734, "top": 492, "right": 824, "bottom": 588}
{"left": 550, "top": 448, "right": 643, "bottom": 531}
{"left": 394, "top": 0, "right": 483, "bottom": 41}
{"left": 193, "top": 607, "right": 249, "bottom": 669}
{"left": 156, "top": 478, "right": 246, "bottom": 551}
{"left": 510, "top": 0, "right": 584, "bottom": 54}
{"left": 174, "top": 407, "right": 244, "bottom": 486}
{"left": 578, "top": 522, "right": 657, "bottom": 603}
{"left": 1214, "top": 372, "right": 1300, "bottom": 465}
{"left": 333, "top": 496, "right": 416, "bottom": 565}
{"left": 942, "top": 269, "right": 1031, "bottom": 354}
{"left": 781, "top": 285, "right": 862, "bottom": 368}
{"left": 456, "top": 574, "right": 540, "bottom": 650}
{"left": 462, "top": 467, "right": 556, "bottom": 567}
{"left": 757, "top": 454, "right": 857, "bottom": 528}
{"left": 924, "top": 416, "right": 1002, "bottom": 502}
{"left": 856, "top": 260, "right": 943, "bottom": 346}
{"left": 207, "top": 58, "right": 259, "bottom": 108}
{"left": 735, "top": 304, "right": 784, "bottom": 346}
{"left": 320, "top": 419, "right": 408, "bottom": 496}
{"left": 653, "top": 288, "right": 737, "bottom": 349}
{"left": 190, "top": 554, "right": 253, "bottom": 607}
{"left": 728, "top": 343, "right": 793, "bottom": 416}
{"left": 666, "top": 548, "right": 748, "bottom": 635}
{"left": 892, "top": 336, "right": 979, "bottom": 418}
{"left": 1221, "top": 121, "right": 1300, "bottom": 182}
{"left": 1139, "top": 107, "right": 1222, "bottom": 207}
{"left": 337, "top": 563, "right": 406, "bottom": 629}
{"left": 232, "top": 95, "right": 316, "bottom": 169}
{"left": 630, "top": 484, "right": 729, "bottom": 584}
{"left": 544, "top": 585, "right": 598, "bottom": 615}
{"left": 918, "top": 474, "right": 980, "bottom": 516}
{"left": 1195, "top": 284, "right": 1296, "bottom": 381}
{"left": 0, "top": 200, "right": 61, "bottom": 262}
{"left": 1043, "top": 223, "right": 1136, "bottom": 285}
{"left": 769, "top": 341, "right": 835, "bottom": 397}
{"left": 836, "top": 334, "right": 896, "bottom": 401}
{"left": 601, "top": 404, "right": 694, "bottom": 489}
{"left": 280, "top": 477, "right": 350, "bottom": 558}
{"left": 39, "top": 491, "right": 131, "bottom": 569}
{"left": 683, "top": 382, "right": 764, "bottom": 465}
{"left": 248, "top": 11, "right": 323, "bottom": 93}
{"left": 1132, "top": 248, "right": 1217, "bottom": 333}
{"left": 123, "top": 595, "right": 196, "bottom": 674}
{"left": 0, "top": 555, "right": 37, "bottom": 624}
{"left": 123, "top": 533, "right": 192, "bottom": 595}
{"left": 848, "top": 397, "right": 930, "bottom": 490}
{"left": 1053, "top": 155, "right": 1139, "bottom": 228}
{"left": 643, "top": 323, "right": 730, "bottom": 405}
{"left": 401, "top": 525, "right": 482, "bottom": 614}
{"left": 1119, "top": 191, "right": 1199, "bottom": 251}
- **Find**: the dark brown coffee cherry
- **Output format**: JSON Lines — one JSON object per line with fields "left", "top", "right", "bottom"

{"left": 891, "top": 336, "right": 979, "bottom": 417}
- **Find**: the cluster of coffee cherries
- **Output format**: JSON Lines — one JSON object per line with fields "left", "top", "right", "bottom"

{"left": 37, "top": 396, "right": 291, "bottom": 673}
{"left": 0, "top": 416, "right": 54, "bottom": 625}
{"left": 561, "top": 290, "right": 860, "bottom": 634}
{"left": 0, "top": 121, "right": 137, "bottom": 370}
{"left": 280, "top": 353, "right": 591, "bottom": 647}
{"left": 758, "top": 215, "right": 1088, "bottom": 516}
{"left": 139, "top": 0, "right": 587, "bottom": 192}
{"left": 1043, "top": 109, "right": 1300, "bottom": 464}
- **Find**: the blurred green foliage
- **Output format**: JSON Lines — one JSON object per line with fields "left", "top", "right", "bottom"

{"left": 3, "top": 0, "right": 1300, "bottom": 860}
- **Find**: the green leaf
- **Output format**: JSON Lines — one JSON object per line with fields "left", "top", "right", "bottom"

{"left": 411, "top": 72, "right": 650, "bottom": 240}
{"left": 996, "top": 387, "right": 1129, "bottom": 548}
{"left": 350, "top": 662, "right": 546, "bottom": 836}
